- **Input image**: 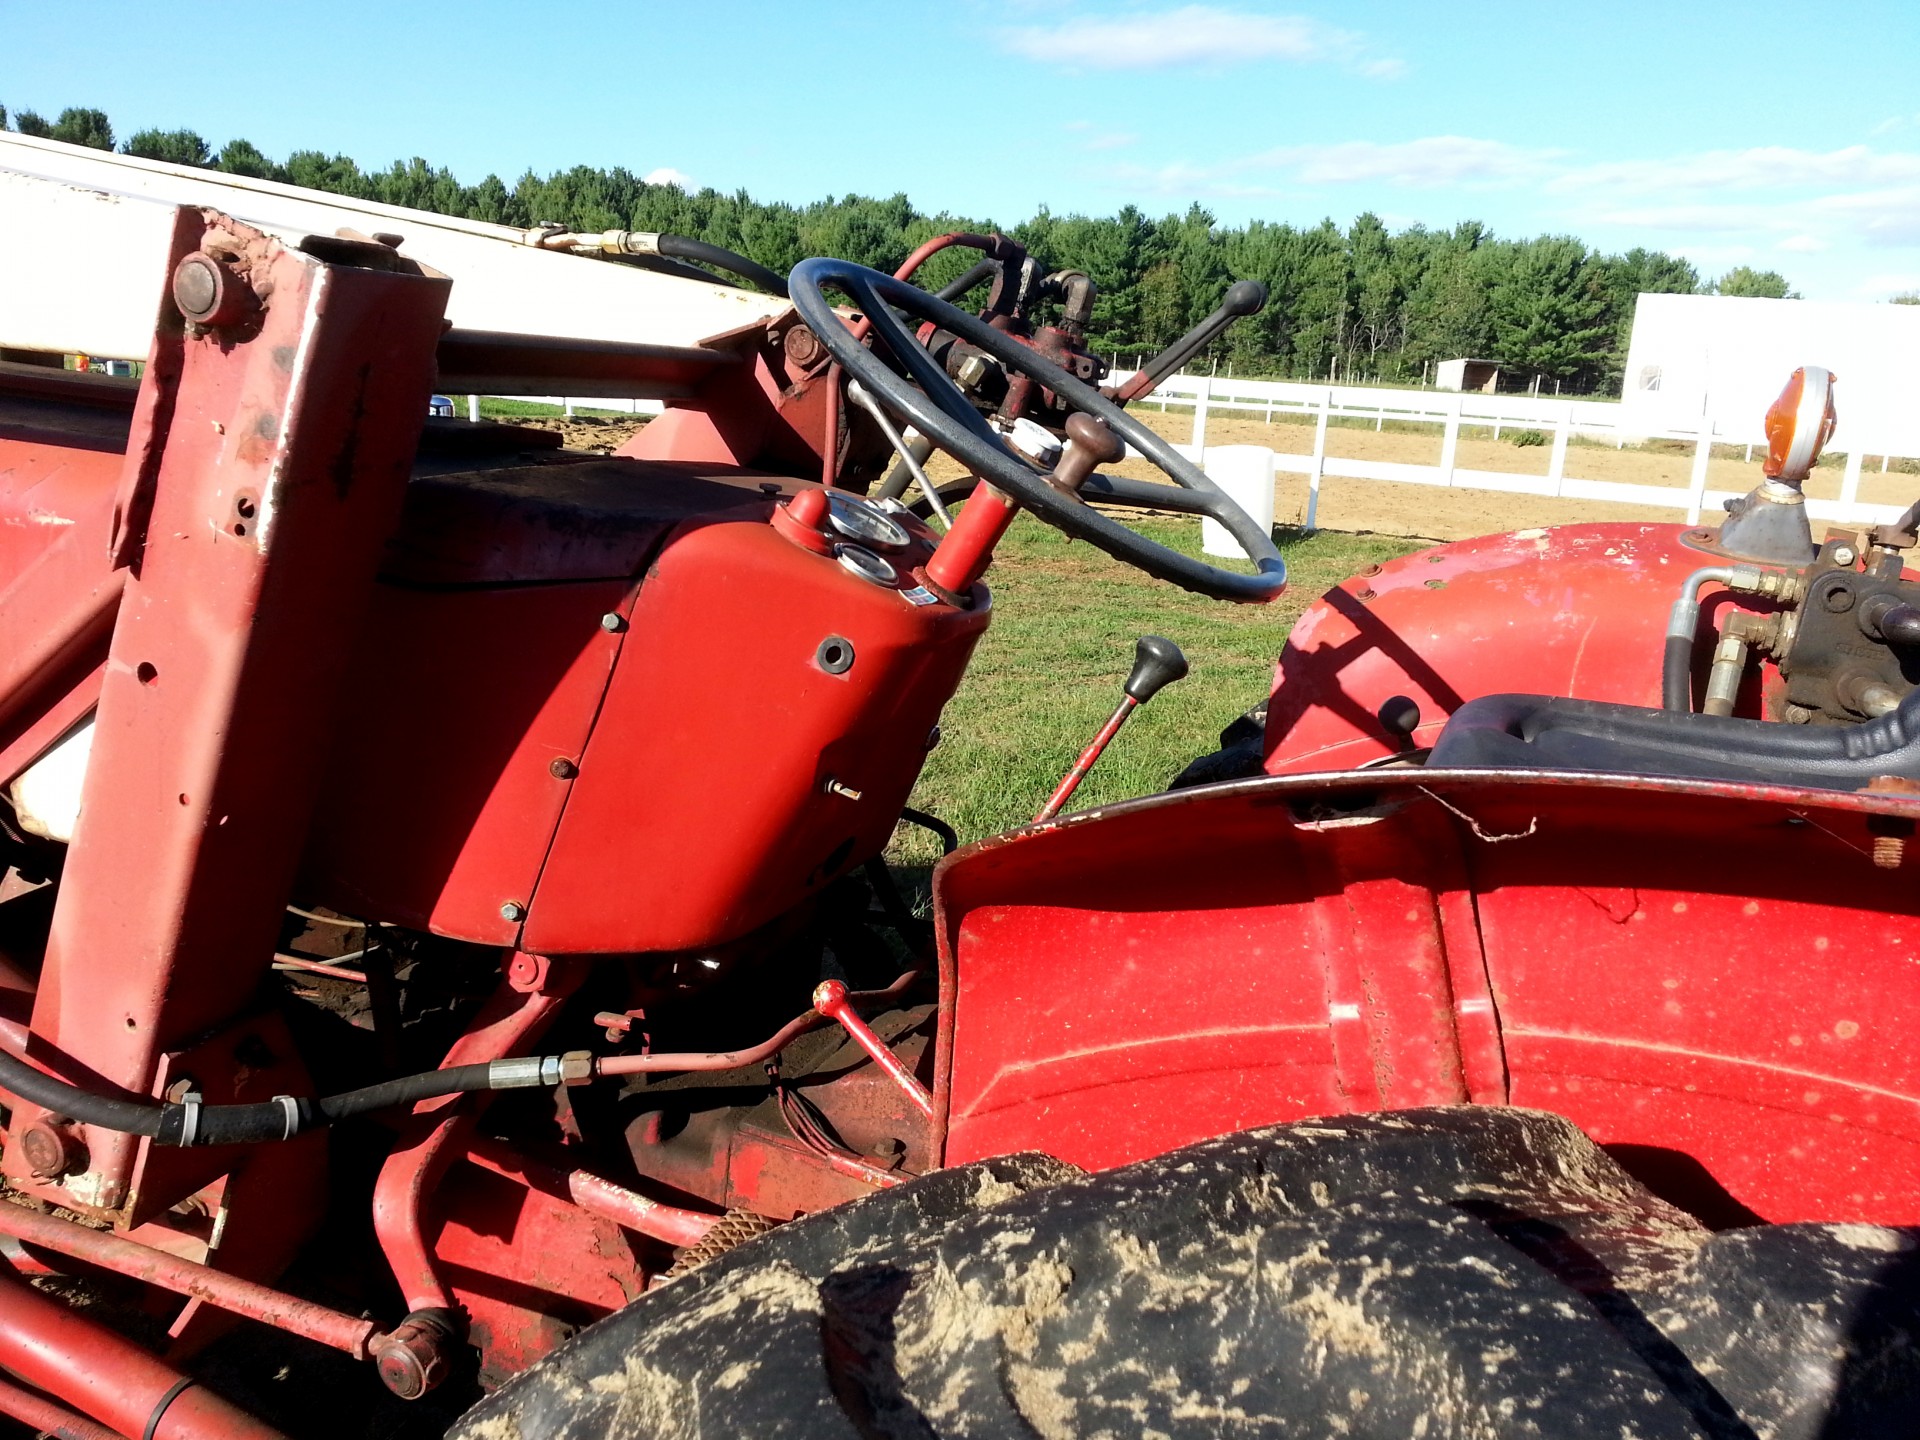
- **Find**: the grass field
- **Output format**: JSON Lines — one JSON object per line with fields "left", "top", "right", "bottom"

{"left": 884, "top": 512, "right": 1421, "bottom": 868}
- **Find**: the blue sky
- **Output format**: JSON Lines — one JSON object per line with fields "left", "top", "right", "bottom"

{"left": 8, "top": 0, "right": 1920, "bottom": 300}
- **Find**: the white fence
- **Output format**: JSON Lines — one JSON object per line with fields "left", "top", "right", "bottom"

{"left": 1114, "top": 372, "right": 1920, "bottom": 533}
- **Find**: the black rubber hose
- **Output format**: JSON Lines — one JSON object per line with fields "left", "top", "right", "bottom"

{"left": 0, "top": 1045, "right": 502, "bottom": 1148}
{"left": 614, "top": 252, "right": 735, "bottom": 286}
{"left": 1663, "top": 635, "right": 1694, "bottom": 712}
{"left": 935, "top": 259, "right": 999, "bottom": 304}
{"left": 900, "top": 806, "right": 958, "bottom": 855}
{"left": 1862, "top": 596, "right": 1920, "bottom": 646}
{"left": 653, "top": 236, "right": 789, "bottom": 299}
{"left": 0, "top": 1046, "right": 163, "bottom": 1138}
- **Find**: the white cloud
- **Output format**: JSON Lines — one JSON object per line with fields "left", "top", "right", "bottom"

{"left": 1583, "top": 203, "right": 1775, "bottom": 234}
{"left": 1096, "top": 134, "right": 1553, "bottom": 198}
{"left": 1358, "top": 57, "right": 1407, "bottom": 80}
{"left": 1252, "top": 136, "right": 1555, "bottom": 188}
{"left": 644, "top": 166, "right": 694, "bottom": 189}
{"left": 1552, "top": 146, "right": 1920, "bottom": 197}
{"left": 1000, "top": 5, "right": 1399, "bottom": 74}
{"left": 1853, "top": 271, "right": 1920, "bottom": 299}
{"left": 1087, "top": 127, "right": 1920, "bottom": 295}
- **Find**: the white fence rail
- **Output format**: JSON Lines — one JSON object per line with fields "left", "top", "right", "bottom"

{"left": 1113, "top": 372, "right": 1918, "bottom": 533}
{"left": 464, "top": 373, "right": 1920, "bottom": 537}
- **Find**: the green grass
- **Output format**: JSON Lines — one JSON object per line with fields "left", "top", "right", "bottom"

{"left": 453, "top": 397, "right": 642, "bottom": 420}
{"left": 887, "top": 515, "right": 1422, "bottom": 867}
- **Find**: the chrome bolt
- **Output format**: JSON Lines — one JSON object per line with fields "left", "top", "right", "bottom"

{"left": 600, "top": 613, "right": 627, "bottom": 633}
{"left": 500, "top": 901, "right": 526, "bottom": 922}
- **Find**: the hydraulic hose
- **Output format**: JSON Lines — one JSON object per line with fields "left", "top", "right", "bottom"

{"left": 0, "top": 1047, "right": 527, "bottom": 1148}
{"left": 0, "top": 972, "right": 921, "bottom": 1148}
{"left": 935, "top": 258, "right": 1000, "bottom": 304}
{"left": 1664, "top": 566, "right": 1737, "bottom": 712}
{"left": 651, "top": 235, "right": 789, "bottom": 298}
{"left": 618, "top": 252, "right": 736, "bottom": 286}
{"left": 527, "top": 227, "right": 788, "bottom": 297}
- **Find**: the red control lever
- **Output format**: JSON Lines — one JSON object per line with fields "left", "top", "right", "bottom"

{"left": 811, "top": 980, "right": 934, "bottom": 1119}
{"left": 1035, "top": 635, "right": 1189, "bottom": 822}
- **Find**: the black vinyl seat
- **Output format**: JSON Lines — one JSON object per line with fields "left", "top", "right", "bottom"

{"left": 1429, "top": 690, "right": 1920, "bottom": 793}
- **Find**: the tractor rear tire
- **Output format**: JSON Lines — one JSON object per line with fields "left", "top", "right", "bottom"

{"left": 453, "top": 1107, "right": 1920, "bottom": 1439}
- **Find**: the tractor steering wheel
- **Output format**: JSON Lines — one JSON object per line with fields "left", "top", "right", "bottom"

{"left": 787, "top": 257, "right": 1287, "bottom": 604}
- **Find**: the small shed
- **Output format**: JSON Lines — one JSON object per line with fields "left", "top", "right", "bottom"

{"left": 1435, "top": 358, "right": 1501, "bottom": 393}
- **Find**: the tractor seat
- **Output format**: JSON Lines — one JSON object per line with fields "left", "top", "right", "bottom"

{"left": 1428, "top": 690, "right": 1920, "bottom": 793}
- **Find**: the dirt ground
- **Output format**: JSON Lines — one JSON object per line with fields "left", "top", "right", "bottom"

{"left": 505, "top": 408, "right": 1918, "bottom": 545}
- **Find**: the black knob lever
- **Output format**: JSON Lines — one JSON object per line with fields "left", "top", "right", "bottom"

{"left": 1124, "top": 635, "right": 1190, "bottom": 702}
{"left": 1109, "top": 281, "right": 1270, "bottom": 404}
{"left": 1036, "top": 636, "right": 1191, "bottom": 822}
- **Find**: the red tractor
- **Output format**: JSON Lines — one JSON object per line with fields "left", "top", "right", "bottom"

{"left": 0, "top": 136, "right": 1915, "bottom": 1439}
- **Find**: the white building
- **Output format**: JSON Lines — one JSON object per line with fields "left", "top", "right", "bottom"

{"left": 1620, "top": 293, "right": 1920, "bottom": 456}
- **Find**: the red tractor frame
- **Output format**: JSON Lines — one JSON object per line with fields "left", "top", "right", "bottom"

{"left": 0, "top": 135, "right": 1914, "bottom": 1439}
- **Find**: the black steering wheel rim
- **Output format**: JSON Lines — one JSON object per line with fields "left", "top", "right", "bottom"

{"left": 787, "top": 257, "right": 1286, "bottom": 603}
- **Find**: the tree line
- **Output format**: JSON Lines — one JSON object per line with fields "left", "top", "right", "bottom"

{"left": 5, "top": 103, "right": 1803, "bottom": 396}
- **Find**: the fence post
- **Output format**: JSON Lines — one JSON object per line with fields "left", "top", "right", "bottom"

{"left": 468, "top": 394, "right": 480, "bottom": 423}
{"left": 1548, "top": 402, "right": 1572, "bottom": 496}
{"left": 1841, "top": 451, "right": 1864, "bottom": 509}
{"left": 1192, "top": 375, "right": 1212, "bottom": 452}
{"left": 1439, "top": 396, "right": 1462, "bottom": 487}
{"left": 1304, "top": 388, "right": 1331, "bottom": 533}
{"left": 1685, "top": 427, "right": 1713, "bottom": 525}
{"left": 564, "top": 397, "right": 576, "bottom": 417}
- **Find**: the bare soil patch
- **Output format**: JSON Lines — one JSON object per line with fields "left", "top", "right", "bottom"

{"left": 1118, "top": 411, "right": 1919, "bottom": 543}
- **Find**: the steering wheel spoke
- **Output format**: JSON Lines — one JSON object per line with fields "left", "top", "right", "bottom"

{"left": 790, "top": 257, "right": 1285, "bottom": 603}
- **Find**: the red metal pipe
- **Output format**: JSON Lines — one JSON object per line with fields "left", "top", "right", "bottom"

{"left": 593, "top": 971, "right": 921, "bottom": 1079}
{"left": 593, "top": 1009, "right": 825, "bottom": 1078}
{"left": 462, "top": 1136, "right": 719, "bottom": 1249}
{"left": 0, "top": 1373, "right": 126, "bottom": 1440}
{"left": 895, "top": 231, "right": 1016, "bottom": 285}
{"left": 0, "top": 1200, "right": 378, "bottom": 1359}
{"left": 1035, "top": 696, "right": 1139, "bottom": 822}
{"left": 923, "top": 481, "right": 1019, "bottom": 595}
{"left": 373, "top": 955, "right": 583, "bottom": 1318}
{"left": 0, "top": 1266, "right": 288, "bottom": 1439}
{"left": 811, "top": 980, "right": 934, "bottom": 1119}
{"left": 271, "top": 954, "right": 369, "bottom": 985}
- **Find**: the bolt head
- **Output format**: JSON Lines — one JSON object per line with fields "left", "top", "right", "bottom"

{"left": 18, "top": 1124, "right": 75, "bottom": 1180}
{"left": 600, "top": 612, "right": 627, "bottom": 633}
{"left": 1834, "top": 546, "right": 1858, "bottom": 566}
{"left": 549, "top": 757, "right": 578, "bottom": 780}
{"left": 171, "top": 253, "right": 253, "bottom": 328}
{"left": 500, "top": 901, "right": 526, "bottom": 923}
